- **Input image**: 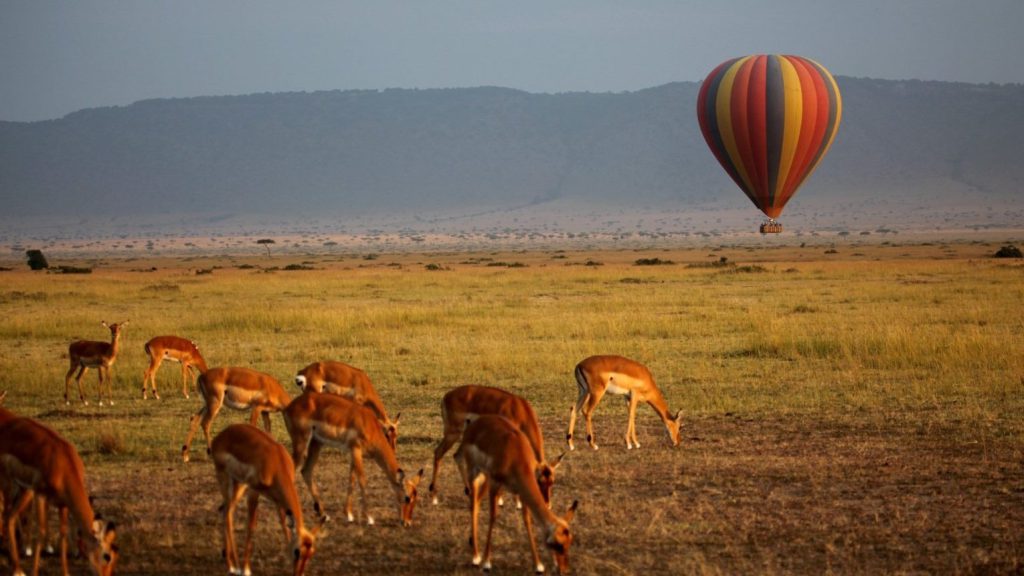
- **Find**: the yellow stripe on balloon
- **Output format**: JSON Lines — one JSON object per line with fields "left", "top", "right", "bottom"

{"left": 715, "top": 56, "right": 756, "bottom": 196}
{"left": 774, "top": 56, "right": 803, "bottom": 203}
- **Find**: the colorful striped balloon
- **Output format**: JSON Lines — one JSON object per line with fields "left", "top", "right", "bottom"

{"left": 696, "top": 55, "right": 842, "bottom": 229}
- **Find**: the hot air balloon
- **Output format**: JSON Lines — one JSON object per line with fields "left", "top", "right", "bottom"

{"left": 696, "top": 55, "right": 842, "bottom": 233}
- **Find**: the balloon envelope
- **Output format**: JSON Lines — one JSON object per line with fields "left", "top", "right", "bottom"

{"left": 697, "top": 54, "right": 842, "bottom": 221}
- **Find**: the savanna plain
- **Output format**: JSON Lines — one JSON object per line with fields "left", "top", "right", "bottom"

{"left": 1, "top": 240, "right": 1022, "bottom": 575}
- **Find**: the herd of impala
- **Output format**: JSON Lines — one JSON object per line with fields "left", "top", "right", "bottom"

{"left": 1, "top": 321, "right": 684, "bottom": 575}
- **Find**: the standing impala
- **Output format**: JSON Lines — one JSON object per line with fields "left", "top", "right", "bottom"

{"left": 294, "top": 360, "right": 400, "bottom": 449}
{"left": 284, "top": 391, "right": 423, "bottom": 526}
{"left": 0, "top": 416, "right": 118, "bottom": 576}
{"left": 182, "top": 367, "right": 292, "bottom": 463}
{"left": 567, "top": 354, "right": 683, "bottom": 450}
{"left": 429, "top": 385, "right": 561, "bottom": 506}
{"left": 455, "top": 415, "right": 579, "bottom": 575}
{"left": 141, "top": 335, "right": 209, "bottom": 400}
{"left": 64, "top": 320, "right": 128, "bottom": 406}
{"left": 212, "top": 423, "right": 323, "bottom": 576}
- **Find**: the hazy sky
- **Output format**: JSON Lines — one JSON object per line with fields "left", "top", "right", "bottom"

{"left": 2, "top": 0, "right": 1022, "bottom": 121}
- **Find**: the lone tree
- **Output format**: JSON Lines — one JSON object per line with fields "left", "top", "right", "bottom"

{"left": 256, "top": 238, "right": 275, "bottom": 257}
{"left": 25, "top": 249, "right": 49, "bottom": 270}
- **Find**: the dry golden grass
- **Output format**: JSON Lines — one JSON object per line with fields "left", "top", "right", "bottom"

{"left": 0, "top": 240, "right": 1021, "bottom": 574}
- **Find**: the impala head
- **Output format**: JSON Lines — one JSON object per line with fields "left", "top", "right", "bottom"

{"left": 101, "top": 320, "right": 128, "bottom": 341}
{"left": 536, "top": 452, "right": 565, "bottom": 505}
{"left": 382, "top": 412, "right": 401, "bottom": 450}
{"left": 396, "top": 467, "right": 424, "bottom": 527}
{"left": 291, "top": 516, "right": 325, "bottom": 576}
{"left": 666, "top": 409, "right": 683, "bottom": 447}
{"left": 88, "top": 518, "right": 118, "bottom": 576}
{"left": 294, "top": 371, "right": 323, "bottom": 393}
{"left": 545, "top": 500, "right": 578, "bottom": 575}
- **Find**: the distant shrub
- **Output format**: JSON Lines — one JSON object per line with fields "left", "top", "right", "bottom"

{"left": 634, "top": 257, "right": 674, "bottom": 266}
{"left": 994, "top": 245, "right": 1022, "bottom": 258}
{"left": 721, "top": 265, "right": 768, "bottom": 274}
{"left": 687, "top": 257, "right": 732, "bottom": 269}
{"left": 97, "top": 426, "right": 126, "bottom": 455}
{"left": 283, "top": 264, "right": 315, "bottom": 271}
{"left": 54, "top": 265, "right": 92, "bottom": 274}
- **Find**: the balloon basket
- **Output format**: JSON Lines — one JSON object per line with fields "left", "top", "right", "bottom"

{"left": 759, "top": 220, "right": 783, "bottom": 234}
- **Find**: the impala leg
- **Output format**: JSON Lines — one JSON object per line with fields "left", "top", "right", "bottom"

{"left": 183, "top": 395, "right": 217, "bottom": 463}
{"left": 242, "top": 491, "right": 260, "bottom": 576}
{"left": 221, "top": 478, "right": 246, "bottom": 576}
{"left": 201, "top": 396, "right": 225, "bottom": 456}
{"left": 31, "top": 496, "right": 46, "bottom": 576}
{"left": 521, "top": 499, "right": 544, "bottom": 574}
{"left": 469, "top": 474, "right": 485, "bottom": 567}
{"left": 260, "top": 409, "right": 272, "bottom": 433}
{"left": 566, "top": 384, "right": 589, "bottom": 451}
{"left": 348, "top": 447, "right": 372, "bottom": 525}
{"left": 58, "top": 506, "right": 69, "bottom": 576}
{"left": 481, "top": 483, "right": 503, "bottom": 572}
{"left": 180, "top": 363, "right": 191, "bottom": 399}
{"left": 142, "top": 355, "right": 161, "bottom": 399}
{"left": 97, "top": 365, "right": 111, "bottom": 406}
{"left": 429, "top": 430, "right": 461, "bottom": 504}
{"left": 626, "top": 395, "right": 641, "bottom": 449}
{"left": 583, "top": 388, "right": 606, "bottom": 450}
{"left": 75, "top": 365, "right": 89, "bottom": 405}
{"left": 64, "top": 361, "right": 78, "bottom": 405}
{"left": 300, "top": 441, "right": 325, "bottom": 518}
{"left": 4, "top": 488, "right": 33, "bottom": 576}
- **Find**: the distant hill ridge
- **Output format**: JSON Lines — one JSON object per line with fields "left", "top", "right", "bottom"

{"left": 1, "top": 78, "right": 1022, "bottom": 219}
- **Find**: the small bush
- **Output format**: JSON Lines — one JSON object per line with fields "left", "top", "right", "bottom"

{"left": 635, "top": 257, "right": 674, "bottom": 266}
{"left": 994, "top": 245, "right": 1022, "bottom": 258}
{"left": 54, "top": 265, "right": 92, "bottom": 274}
{"left": 97, "top": 427, "right": 126, "bottom": 455}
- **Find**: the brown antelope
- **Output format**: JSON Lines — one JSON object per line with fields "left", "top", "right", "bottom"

{"left": 64, "top": 320, "right": 128, "bottom": 406}
{"left": 141, "top": 335, "right": 209, "bottom": 400}
{"left": 182, "top": 367, "right": 292, "bottom": 463}
{"left": 429, "top": 385, "right": 561, "bottom": 507}
{"left": 0, "top": 417, "right": 118, "bottom": 576}
{"left": 283, "top": 391, "right": 423, "bottom": 526}
{"left": 294, "top": 360, "right": 400, "bottom": 449}
{"left": 567, "top": 354, "right": 683, "bottom": 451}
{"left": 211, "top": 423, "right": 324, "bottom": 576}
{"left": 455, "top": 415, "right": 579, "bottom": 575}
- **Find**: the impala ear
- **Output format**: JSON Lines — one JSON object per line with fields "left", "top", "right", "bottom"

{"left": 101, "top": 320, "right": 109, "bottom": 328}
{"left": 564, "top": 499, "right": 579, "bottom": 522}
{"left": 549, "top": 452, "right": 566, "bottom": 470}
{"left": 393, "top": 412, "right": 401, "bottom": 426}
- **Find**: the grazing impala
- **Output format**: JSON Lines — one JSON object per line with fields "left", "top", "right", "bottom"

{"left": 429, "top": 385, "right": 561, "bottom": 507}
{"left": 0, "top": 416, "right": 118, "bottom": 576}
{"left": 212, "top": 423, "right": 323, "bottom": 576}
{"left": 455, "top": 415, "right": 579, "bottom": 575}
{"left": 182, "top": 367, "right": 292, "bottom": 463}
{"left": 141, "top": 335, "right": 209, "bottom": 400}
{"left": 64, "top": 320, "right": 128, "bottom": 406}
{"left": 567, "top": 355, "right": 683, "bottom": 451}
{"left": 294, "top": 360, "right": 400, "bottom": 449}
{"left": 283, "top": 391, "right": 423, "bottom": 526}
